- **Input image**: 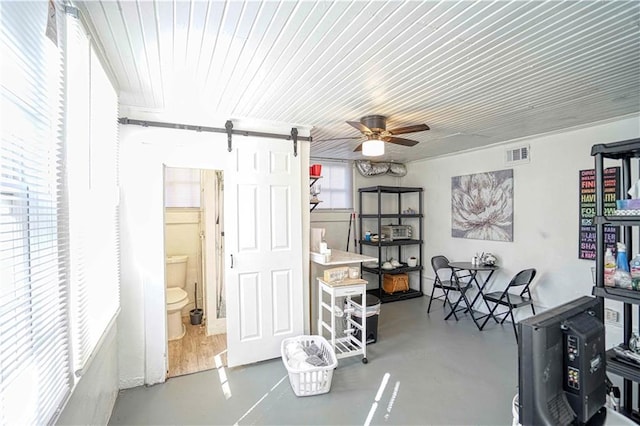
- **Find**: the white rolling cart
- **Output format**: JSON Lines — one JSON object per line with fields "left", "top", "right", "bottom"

{"left": 317, "top": 277, "right": 369, "bottom": 364}
{"left": 309, "top": 249, "right": 376, "bottom": 334}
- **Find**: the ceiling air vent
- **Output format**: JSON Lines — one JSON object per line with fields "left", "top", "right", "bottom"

{"left": 505, "top": 145, "right": 530, "bottom": 165}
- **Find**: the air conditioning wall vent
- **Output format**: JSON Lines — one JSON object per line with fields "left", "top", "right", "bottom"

{"left": 506, "top": 144, "right": 530, "bottom": 165}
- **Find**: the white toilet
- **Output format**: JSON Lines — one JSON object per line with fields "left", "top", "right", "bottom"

{"left": 165, "top": 255, "right": 189, "bottom": 341}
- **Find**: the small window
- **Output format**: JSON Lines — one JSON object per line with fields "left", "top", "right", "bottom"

{"left": 312, "top": 160, "right": 353, "bottom": 210}
{"left": 165, "top": 167, "right": 201, "bottom": 207}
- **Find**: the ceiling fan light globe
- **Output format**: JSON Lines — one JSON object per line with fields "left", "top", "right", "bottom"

{"left": 362, "top": 139, "right": 384, "bottom": 157}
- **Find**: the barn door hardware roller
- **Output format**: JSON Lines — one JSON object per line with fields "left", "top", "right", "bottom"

{"left": 291, "top": 128, "right": 298, "bottom": 157}
{"left": 225, "top": 120, "right": 233, "bottom": 152}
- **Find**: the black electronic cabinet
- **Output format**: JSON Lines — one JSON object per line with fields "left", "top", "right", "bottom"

{"left": 591, "top": 138, "right": 640, "bottom": 421}
{"left": 358, "top": 186, "right": 424, "bottom": 303}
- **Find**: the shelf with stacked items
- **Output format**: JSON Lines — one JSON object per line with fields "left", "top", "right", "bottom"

{"left": 605, "top": 347, "right": 640, "bottom": 383}
{"left": 359, "top": 213, "right": 424, "bottom": 219}
{"left": 594, "top": 215, "right": 640, "bottom": 226}
{"left": 310, "top": 175, "right": 322, "bottom": 211}
{"left": 358, "top": 186, "right": 424, "bottom": 303}
{"left": 360, "top": 238, "right": 423, "bottom": 247}
{"left": 361, "top": 262, "right": 422, "bottom": 275}
{"left": 591, "top": 137, "right": 640, "bottom": 419}
{"left": 592, "top": 286, "right": 640, "bottom": 304}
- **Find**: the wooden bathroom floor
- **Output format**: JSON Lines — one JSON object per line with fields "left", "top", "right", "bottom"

{"left": 167, "top": 318, "right": 227, "bottom": 378}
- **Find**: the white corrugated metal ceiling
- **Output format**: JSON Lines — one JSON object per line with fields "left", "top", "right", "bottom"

{"left": 76, "top": 0, "right": 640, "bottom": 162}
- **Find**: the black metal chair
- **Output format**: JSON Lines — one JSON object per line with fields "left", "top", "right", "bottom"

{"left": 479, "top": 268, "right": 537, "bottom": 342}
{"left": 428, "top": 255, "right": 473, "bottom": 320}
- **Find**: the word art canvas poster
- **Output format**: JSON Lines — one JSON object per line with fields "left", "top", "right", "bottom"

{"left": 451, "top": 169, "right": 514, "bottom": 242}
{"left": 578, "top": 167, "right": 620, "bottom": 260}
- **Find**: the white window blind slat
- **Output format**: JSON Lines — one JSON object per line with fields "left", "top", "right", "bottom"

{"left": 1, "top": 156, "right": 51, "bottom": 176}
{"left": 1, "top": 150, "right": 56, "bottom": 177}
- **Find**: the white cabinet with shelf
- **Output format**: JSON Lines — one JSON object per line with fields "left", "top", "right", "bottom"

{"left": 317, "top": 278, "right": 368, "bottom": 363}
{"left": 309, "top": 250, "right": 376, "bottom": 335}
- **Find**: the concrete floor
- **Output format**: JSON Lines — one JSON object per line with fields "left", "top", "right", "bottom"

{"left": 109, "top": 296, "right": 519, "bottom": 425}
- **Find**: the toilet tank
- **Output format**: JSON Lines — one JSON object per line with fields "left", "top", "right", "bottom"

{"left": 166, "top": 255, "right": 188, "bottom": 289}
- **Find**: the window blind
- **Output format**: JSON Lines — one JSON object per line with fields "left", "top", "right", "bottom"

{"left": 65, "top": 10, "right": 91, "bottom": 376}
{"left": 165, "top": 167, "right": 201, "bottom": 207}
{"left": 65, "top": 14, "right": 120, "bottom": 374}
{"left": 311, "top": 160, "right": 353, "bottom": 210}
{"left": 0, "top": 1, "right": 71, "bottom": 424}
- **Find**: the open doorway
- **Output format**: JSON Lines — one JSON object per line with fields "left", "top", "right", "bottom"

{"left": 163, "top": 166, "right": 227, "bottom": 378}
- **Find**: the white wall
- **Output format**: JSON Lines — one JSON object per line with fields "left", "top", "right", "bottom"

{"left": 119, "top": 126, "right": 235, "bottom": 387}
{"left": 57, "top": 323, "right": 119, "bottom": 425}
{"left": 119, "top": 123, "right": 311, "bottom": 387}
{"left": 402, "top": 115, "right": 640, "bottom": 340}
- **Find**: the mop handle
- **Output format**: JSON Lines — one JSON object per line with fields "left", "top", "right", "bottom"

{"left": 352, "top": 212, "right": 358, "bottom": 251}
{"left": 346, "top": 212, "right": 353, "bottom": 252}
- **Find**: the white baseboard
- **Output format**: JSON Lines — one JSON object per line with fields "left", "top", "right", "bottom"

{"left": 119, "top": 376, "right": 144, "bottom": 390}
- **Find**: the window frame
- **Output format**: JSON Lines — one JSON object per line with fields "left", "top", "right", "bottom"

{"left": 310, "top": 159, "right": 354, "bottom": 211}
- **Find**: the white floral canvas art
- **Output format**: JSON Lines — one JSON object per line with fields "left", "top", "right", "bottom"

{"left": 451, "top": 169, "right": 514, "bottom": 242}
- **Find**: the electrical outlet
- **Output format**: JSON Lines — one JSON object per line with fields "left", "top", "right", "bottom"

{"left": 605, "top": 308, "right": 619, "bottom": 323}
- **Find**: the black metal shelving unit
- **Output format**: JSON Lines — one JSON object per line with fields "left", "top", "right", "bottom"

{"left": 592, "top": 138, "right": 640, "bottom": 421}
{"left": 358, "top": 186, "right": 424, "bottom": 303}
{"left": 310, "top": 175, "right": 322, "bottom": 211}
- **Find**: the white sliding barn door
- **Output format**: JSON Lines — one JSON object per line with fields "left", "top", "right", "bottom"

{"left": 225, "top": 137, "right": 303, "bottom": 367}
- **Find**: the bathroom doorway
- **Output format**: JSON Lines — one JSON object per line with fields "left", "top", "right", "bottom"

{"left": 163, "top": 166, "right": 227, "bottom": 378}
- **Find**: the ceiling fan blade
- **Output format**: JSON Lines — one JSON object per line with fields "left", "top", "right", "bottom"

{"left": 313, "top": 136, "right": 363, "bottom": 142}
{"left": 382, "top": 136, "right": 420, "bottom": 147}
{"left": 347, "top": 120, "right": 372, "bottom": 134}
{"left": 387, "top": 124, "right": 430, "bottom": 135}
{"left": 353, "top": 143, "right": 363, "bottom": 152}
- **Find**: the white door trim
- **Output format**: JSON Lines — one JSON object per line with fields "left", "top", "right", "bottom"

{"left": 202, "top": 169, "right": 227, "bottom": 335}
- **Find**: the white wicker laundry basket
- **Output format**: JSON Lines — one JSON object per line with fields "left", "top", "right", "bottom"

{"left": 281, "top": 335, "right": 338, "bottom": 397}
